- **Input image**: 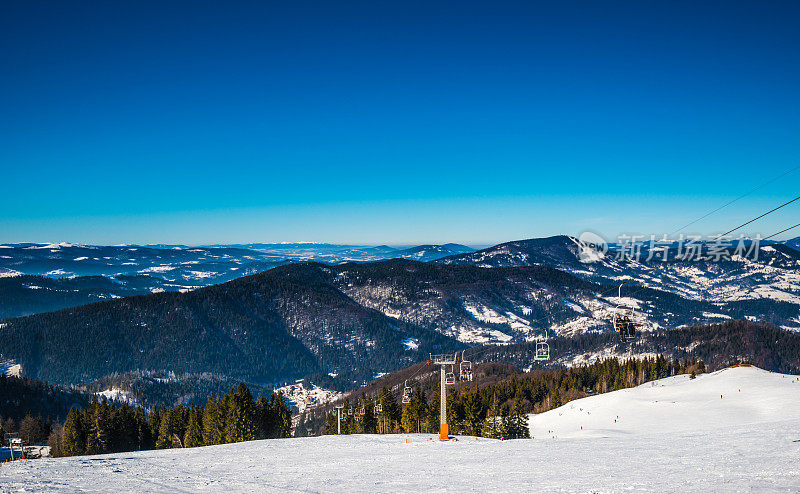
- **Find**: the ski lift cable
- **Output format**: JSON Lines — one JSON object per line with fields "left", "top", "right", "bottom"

{"left": 710, "top": 195, "right": 800, "bottom": 241}
{"left": 670, "top": 164, "right": 800, "bottom": 235}
{"left": 763, "top": 223, "right": 800, "bottom": 240}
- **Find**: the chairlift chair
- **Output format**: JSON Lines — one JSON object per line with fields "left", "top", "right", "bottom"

{"left": 374, "top": 403, "right": 382, "bottom": 414}
{"left": 613, "top": 282, "right": 639, "bottom": 341}
{"left": 535, "top": 341, "right": 550, "bottom": 361}
{"left": 445, "top": 366, "right": 456, "bottom": 385}
{"left": 614, "top": 310, "right": 638, "bottom": 340}
{"left": 459, "top": 350, "right": 473, "bottom": 381}
{"left": 402, "top": 382, "right": 413, "bottom": 404}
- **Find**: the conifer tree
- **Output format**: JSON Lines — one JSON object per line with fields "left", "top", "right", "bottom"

{"left": 360, "top": 396, "right": 377, "bottom": 434}
{"left": 255, "top": 395, "right": 272, "bottom": 439}
{"left": 482, "top": 395, "right": 502, "bottom": 439}
{"left": 507, "top": 394, "right": 530, "bottom": 439}
{"left": 184, "top": 406, "right": 204, "bottom": 448}
{"left": 86, "top": 401, "right": 112, "bottom": 454}
{"left": 224, "top": 383, "right": 257, "bottom": 443}
{"left": 61, "top": 408, "right": 86, "bottom": 457}
{"left": 202, "top": 396, "right": 225, "bottom": 445}
{"left": 135, "top": 407, "right": 153, "bottom": 450}
{"left": 463, "top": 392, "right": 482, "bottom": 437}
{"left": 156, "top": 404, "right": 187, "bottom": 449}
{"left": 271, "top": 391, "right": 293, "bottom": 438}
{"left": 325, "top": 411, "right": 338, "bottom": 435}
{"left": 148, "top": 406, "right": 162, "bottom": 445}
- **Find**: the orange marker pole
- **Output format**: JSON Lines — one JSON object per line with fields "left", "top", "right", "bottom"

{"left": 439, "top": 365, "right": 448, "bottom": 440}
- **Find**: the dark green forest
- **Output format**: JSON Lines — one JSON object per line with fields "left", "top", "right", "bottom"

{"left": 46, "top": 383, "right": 292, "bottom": 458}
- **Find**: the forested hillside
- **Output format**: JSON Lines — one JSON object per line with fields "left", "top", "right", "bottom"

{"left": 0, "top": 263, "right": 460, "bottom": 389}
{"left": 303, "top": 356, "right": 705, "bottom": 439}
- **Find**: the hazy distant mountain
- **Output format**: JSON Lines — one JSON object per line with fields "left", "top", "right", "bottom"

{"left": 0, "top": 242, "right": 475, "bottom": 318}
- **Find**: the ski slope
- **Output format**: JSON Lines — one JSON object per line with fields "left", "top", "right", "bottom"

{"left": 2, "top": 366, "right": 799, "bottom": 493}
{"left": 529, "top": 365, "right": 800, "bottom": 438}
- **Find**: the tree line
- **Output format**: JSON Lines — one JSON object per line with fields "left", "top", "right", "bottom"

{"left": 319, "top": 356, "right": 705, "bottom": 439}
{"left": 47, "top": 383, "right": 292, "bottom": 457}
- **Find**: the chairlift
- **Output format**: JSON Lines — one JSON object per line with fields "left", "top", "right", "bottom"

{"left": 445, "top": 366, "right": 455, "bottom": 385}
{"left": 459, "top": 350, "right": 473, "bottom": 381}
{"left": 535, "top": 341, "right": 550, "bottom": 361}
{"left": 613, "top": 283, "right": 639, "bottom": 341}
{"left": 534, "top": 329, "right": 550, "bottom": 361}
{"left": 613, "top": 309, "right": 639, "bottom": 340}
{"left": 374, "top": 403, "right": 382, "bottom": 414}
{"left": 402, "top": 380, "right": 413, "bottom": 404}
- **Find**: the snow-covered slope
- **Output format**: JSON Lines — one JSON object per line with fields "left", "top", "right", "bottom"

{"left": 3, "top": 367, "right": 799, "bottom": 493}
{"left": 529, "top": 365, "right": 800, "bottom": 438}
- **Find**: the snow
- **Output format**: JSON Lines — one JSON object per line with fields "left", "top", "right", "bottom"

{"left": 96, "top": 388, "right": 134, "bottom": 404}
{"left": 187, "top": 271, "right": 215, "bottom": 279}
{"left": 402, "top": 337, "right": 420, "bottom": 350}
{"left": 702, "top": 311, "right": 732, "bottom": 320}
{"left": 138, "top": 265, "right": 176, "bottom": 273}
{"left": 562, "top": 300, "right": 585, "bottom": 313}
{"left": 529, "top": 366, "right": 800, "bottom": 438}
{"left": 3, "top": 367, "right": 797, "bottom": 492}
{"left": 0, "top": 359, "right": 21, "bottom": 377}
{"left": 273, "top": 382, "right": 343, "bottom": 414}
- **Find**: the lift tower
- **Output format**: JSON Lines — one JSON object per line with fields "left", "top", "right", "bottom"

{"left": 429, "top": 353, "right": 457, "bottom": 440}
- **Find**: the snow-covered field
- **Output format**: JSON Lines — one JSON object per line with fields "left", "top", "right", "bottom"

{"left": 2, "top": 366, "right": 799, "bottom": 493}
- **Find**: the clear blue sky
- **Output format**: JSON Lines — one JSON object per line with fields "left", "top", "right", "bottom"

{"left": 2, "top": 1, "right": 799, "bottom": 245}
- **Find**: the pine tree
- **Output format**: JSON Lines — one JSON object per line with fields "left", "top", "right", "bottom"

{"left": 184, "top": 406, "right": 204, "bottom": 448}
{"left": 224, "top": 383, "right": 257, "bottom": 443}
{"left": 482, "top": 395, "right": 502, "bottom": 439}
{"left": 255, "top": 395, "right": 272, "bottom": 439}
{"left": 507, "top": 395, "right": 530, "bottom": 439}
{"left": 271, "top": 392, "right": 292, "bottom": 438}
{"left": 86, "top": 401, "right": 112, "bottom": 454}
{"left": 61, "top": 408, "right": 86, "bottom": 457}
{"left": 325, "top": 411, "right": 339, "bottom": 435}
{"left": 463, "top": 392, "right": 482, "bottom": 437}
{"left": 202, "top": 396, "right": 225, "bottom": 445}
{"left": 148, "top": 406, "right": 162, "bottom": 445}
{"left": 157, "top": 405, "right": 187, "bottom": 449}
{"left": 360, "top": 396, "right": 377, "bottom": 434}
{"left": 135, "top": 407, "right": 153, "bottom": 450}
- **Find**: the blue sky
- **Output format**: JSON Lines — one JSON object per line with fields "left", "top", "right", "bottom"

{"left": 2, "top": 1, "right": 799, "bottom": 245}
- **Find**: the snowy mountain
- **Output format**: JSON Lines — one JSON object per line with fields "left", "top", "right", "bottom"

{"left": 0, "top": 242, "right": 475, "bottom": 318}
{"left": 2, "top": 366, "right": 798, "bottom": 493}
{"left": 529, "top": 364, "right": 800, "bottom": 438}
{"left": 0, "top": 263, "right": 461, "bottom": 392}
{"left": 437, "top": 235, "right": 800, "bottom": 332}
